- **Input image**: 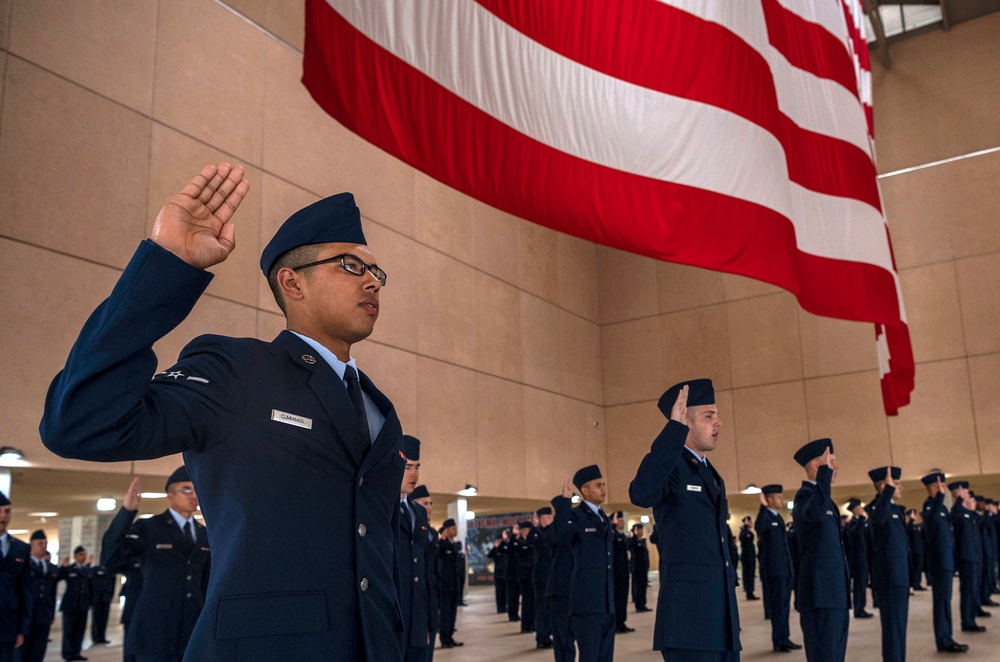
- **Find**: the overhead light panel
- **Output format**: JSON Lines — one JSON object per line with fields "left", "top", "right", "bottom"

{"left": 458, "top": 484, "right": 478, "bottom": 497}
{"left": 140, "top": 492, "right": 167, "bottom": 499}
{"left": 96, "top": 498, "right": 117, "bottom": 512}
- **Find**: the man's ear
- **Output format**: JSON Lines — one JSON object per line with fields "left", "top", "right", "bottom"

{"left": 277, "top": 267, "right": 305, "bottom": 303}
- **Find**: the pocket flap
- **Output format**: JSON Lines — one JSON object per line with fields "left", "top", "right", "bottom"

{"left": 216, "top": 591, "right": 328, "bottom": 639}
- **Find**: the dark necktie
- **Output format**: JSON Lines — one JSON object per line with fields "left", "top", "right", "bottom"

{"left": 344, "top": 365, "right": 372, "bottom": 460}
{"left": 183, "top": 521, "right": 195, "bottom": 545}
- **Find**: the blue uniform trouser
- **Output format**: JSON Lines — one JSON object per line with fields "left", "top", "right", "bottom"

{"left": 519, "top": 577, "right": 535, "bottom": 631}
{"left": 439, "top": 592, "right": 459, "bottom": 644}
{"left": 930, "top": 570, "right": 956, "bottom": 650}
{"left": 61, "top": 609, "right": 88, "bottom": 660}
{"left": 958, "top": 561, "right": 982, "bottom": 628}
{"left": 404, "top": 645, "right": 427, "bottom": 662}
{"left": 506, "top": 578, "right": 520, "bottom": 621}
{"left": 19, "top": 619, "right": 51, "bottom": 662}
{"left": 534, "top": 582, "right": 552, "bottom": 645}
{"left": 570, "top": 613, "right": 614, "bottom": 662}
{"left": 761, "top": 575, "right": 771, "bottom": 619}
{"left": 614, "top": 574, "right": 629, "bottom": 629}
{"left": 765, "top": 575, "right": 792, "bottom": 645}
{"left": 632, "top": 570, "right": 648, "bottom": 609}
{"left": 662, "top": 650, "right": 739, "bottom": 661}
{"left": 494, "top": 576, "right": 506, "bottom": 613}
{"left": 800, "top": 608, "right": 849, "bottom": 662}
{"left": 873, "top": 586, "right": 908, "bottom": 662}
{"left": 549, "top": 596, "right": 575, "bottom": 662}
{"left": 850, "top": 565, "right": 868, "bottom": 615}
{"left": 981, "top": 555, "right": 997, "bottom": 603}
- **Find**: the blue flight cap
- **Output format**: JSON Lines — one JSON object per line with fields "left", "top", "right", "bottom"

{"left": 165, "top": 465, "right": 190, "bottom": 490}
{"left": 793, "top": 439, "right": 833, "bottom": 467}
{"left": 868, "top": 467, "right": 889, "bottom": 483}
{"left": 536, "top": 507, "right": 552, "bottom": 516}
{"left": 847, "top": 498, "right": 862, "bottom": 510}
{"left": 658, "top": 379, "right": 714, "bottom": 417}
{"left": 442, "top": 518, "right": 456, "bottom": 529}
{"left": 411, "top": 485, "right": 430, "bottom": 500}
{"left": 573, "top": 465, "right": 602, "bottom": 490}
{"left": 762, "top": 484, "right": 783, "bottom": 495}
{"left": 259, "top": 193, "right": 366, "bottom": 277}
{"left": 921, "top": 472, "right": 945, "bottom": 485}
{"left": 0, "top": 492, "right": 9, "bottom": 507}
{"left": 73, "top": 545, "right": 86, "bottom": 555}
{"left": 402, "top": 435, "right": 420, "bottom": 461}
{"left": 519, "top": 521, "right": 532, "bottom": 529}
{"left": 947, "top": 480, "right": 968, "bottom": 491}
{"left": 30, "top": 530, "right": 46, "bottom": 541}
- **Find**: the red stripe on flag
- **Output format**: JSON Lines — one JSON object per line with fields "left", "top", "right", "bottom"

{"left": 304, "top": 0, "right": 902, "bottom": 327}
{"left": 761, "top": 0, "right": 859, "bottom": 95}
{"left": 475, "top": 0, "right": 881, "bottom": 210}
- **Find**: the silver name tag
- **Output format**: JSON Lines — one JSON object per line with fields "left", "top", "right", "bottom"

{"left": 271, "top": 410, "right": 313, "bottom": 429}
{"left": 687, "top": 485, "right": 702, "bottom": 492}
{"left": 156, "top": 544, "right": 172, "bottom": 550}
{"left": 585, "top": 527, "right": 597, "bottom": 533}
{"left": 771, "top": 522, "right": 779, "bottom": 526}
{"left": 892, "top": 514, "right": 899, "bottom": 519}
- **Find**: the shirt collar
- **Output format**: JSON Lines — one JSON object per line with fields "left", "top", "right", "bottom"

{"left": 767, "top": 508, "right": 779, "bottom": 516}
{"left": 684, "top": 446, "right": 707, "bottom": 464}
{"left": 582, "top": 500, "right": 602, "bottom": 516}
{"left": 291, "top": 331, "right": 358, "bottom": 381}
{"left": 168, "top": 508, "right": 194, "bottom": 530}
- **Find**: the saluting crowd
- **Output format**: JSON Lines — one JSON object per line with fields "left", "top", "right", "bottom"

{"left": 13, "top": 165, "right": 996, "bottom": 661}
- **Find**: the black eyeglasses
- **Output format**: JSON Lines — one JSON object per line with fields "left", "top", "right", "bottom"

{"left": 291, "top": 253, "right": 387, "bottom": 286}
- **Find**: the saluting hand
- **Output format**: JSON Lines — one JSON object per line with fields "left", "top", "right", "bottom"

{"left": 150, "top": 163, "right": 250, "bottom": 269}
{"left": 123, "top": 476, "right": 142, "bottom": 511}
{"left": 670, "top": 385, "right": 689, "bottom": 424}
{"left": 562, "top": 474, "right": 574, "bottom": 499}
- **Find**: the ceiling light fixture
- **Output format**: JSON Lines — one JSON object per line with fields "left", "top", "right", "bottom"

{"left": 96, "top": 498, "right": 117, "bottom": 512}
{"left": 458, "top": 484, "right": 478, "bottom": 497}
{"left": 742, "top": 484, "right": 762, "bottom": 495}
{"left": 140, "top": 492, "right": 168, "bottom": 499}
{"left": 0, "top": 447, "right": 24, "bottom": 466}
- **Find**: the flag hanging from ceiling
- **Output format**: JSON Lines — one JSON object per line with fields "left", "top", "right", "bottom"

{"left": 302, "top": 0, "right": 914, "bottom": 414}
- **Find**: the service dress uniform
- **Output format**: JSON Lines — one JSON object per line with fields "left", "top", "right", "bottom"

{"left": 628, "top": 532, "right": 650, "bottom": 611}
{"left": 437, "top": 532, "right": 463, "bottom": 648}
{"left": 58, "top": 558, "right": 93, "bottom": 662}
{"left": 398, "top": 495, "right": 432, "bottom": 661}
{"left": 528, "top": 516, "right": 553, "bottom": 647}
{"left": 22, "top": 550, "right": 59, "bottom": 662}
{"left": 551, "top": 490, "right": 616, "bottom": 662}
{"left": 792, "top": 440, "right": 850, "bottom": 662}
{"left": 543, "top": 513, "right": 576, "bottom": 662}
{"left": 979, "top": 503, "right": 998, "bottom": 605}
{"left": 905, "top": 517, "right": 926, "bottom": 591}
{"left": 951, "top": 493, "right": 983, "bottom": 631}
{"left": 89, "top": 563, "right": 117, "bottom": 644}
{"left": 754, "top": 493, "right": 796, "bottom": 650}
{"left": 0, "top": 531, "right": 30, "bottom": 662}
{"left": 867, "top": 470, "right": 910, "bottom": 662}
{"left": 40, "top": 194, "right": 408, "bottom": 661}
{"left": 921, "top": 474, "right": 962, "bottom": 652}
{"left": 102, "top": 503, "right": 211, "bottom": 662}
{"left": 611, "top": 523, "right": 631, "bottom": 632}
{"left": 486, "top": 539, "right": 506, "bottom": 613}
{"left": 505, "top": 534, "right": 522, "bottom": 623}
{"left": 739, "top": 523, "right": 757, "bottom": 599}
{"left": 844, "top": 507, "right": 870, "bottom": 617}
{"left": 629, "top": 380, "right": 740, "bottom": 662}
{"left": 516, "top": 526, "right": 537, "bottom": 633}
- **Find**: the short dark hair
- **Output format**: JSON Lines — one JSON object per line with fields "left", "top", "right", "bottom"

{"left": 267, "top": 245, "right": 320, "bottom": 314}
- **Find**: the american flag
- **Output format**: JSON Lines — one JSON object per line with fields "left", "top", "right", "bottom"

{"left": 302, "top": 0, "right": 914, "bottom": 414}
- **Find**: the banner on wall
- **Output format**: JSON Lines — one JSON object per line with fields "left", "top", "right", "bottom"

{"left": 303, "top": 0, "right": 914, "bottom": 414}
{"left": 467, "top": 512, "right": 533, "bottom": 585}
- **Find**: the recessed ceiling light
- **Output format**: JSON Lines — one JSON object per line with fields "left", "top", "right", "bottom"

{"left": 26, "top": 512, "right": 59, "bottom": 518}
{"left": 140, "top": 492, "right": 167, "bottom": 499}
{"left": 96, "top": 498, "right": 117, "bottom": 512}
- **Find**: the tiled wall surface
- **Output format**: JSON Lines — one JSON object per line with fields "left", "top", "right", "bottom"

{"left": 0, "top": 1, "right": 997, "bottom": 502}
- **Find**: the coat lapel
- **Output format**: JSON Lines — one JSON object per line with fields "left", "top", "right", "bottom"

{"left": 358, "top": 369, "right": 402, "bottom": 472}
{"left": 273, "top": 331, "right": 363, "bottom": 467}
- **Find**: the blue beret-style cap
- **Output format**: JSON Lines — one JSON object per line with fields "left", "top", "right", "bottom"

{"left": 30, "top": 530, "right": 46, "bottom": 541}
{"left": 921, "top": 472, "right": 945, "bottom": 485}
{"left": 411, "top": 485, "right": 430, "bottom": 500}
{"left": 403, "top": 435, "right": 420, "bottom": 461}
{"left": 658, "top": 378, "right": 715, "bottom": 416}
{"left": 868, "top": 467, "right": 888, "bottom": 483}
{"left": 442, "top": 518, "right": 456, "bottom": 528}
{"left": 165, "top": 465, "right": 190, "bottom": 490}
{"left": 948, "top": 480, "right": 969, "bottom": 491}
{"left": 847, "top": 498, "right": 862, "bottom": 510}
{"left": 259, "top": 193, "right": 366, "bottom": 277}
{"left": 536, "top": 507, "right": 552, "bottom": 516}
{"left": 762, "top": 484, "right": 783, "bottom": 495}
{"left": 793, "top": 438, "right": 833, "bottom": 467}
{"left": 573, "top": 464, "right": 603, "bottom": 490}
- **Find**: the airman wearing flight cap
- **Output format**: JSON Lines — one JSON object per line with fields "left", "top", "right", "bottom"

{"left": 866, "top": 466, "right": 909, "bottom": 662}
{"left": 398, "top": 436, "right": 432, "bottom": 661}
{"left": 58, "top": 545, "right": 92, "bottom": 662}
{"left": 950, "top": 481, "right": 985, "bottom": 633}
{"left": 101, "top": 469, "right": 209, "bottom": 661}
{"left": 755, "top": 484, "right": 800, "bottom": 652}
{"left": 438, "top": 519, "right": 464, "bottom": 649}
{"left": 41, "top": 165, "right": 407, "bottom": 661}
{"left": 976, "top": 496, "right": 998, "bottom": 609}
{"left": 921, "top": 472, "right": 967, "bottom": 653}
{"left": 844, "top": 497, "right": 872, "bottom": 619}
{"left": 0, "top": 491, "right": 30, "bottom": 662}
{"left": 792, "top": 438, "right": 850, "bottom": 662}
{"left": 629, "top": 379, "right": 740, "bottom": 661}
{"left": 529, "top": 506, "right": 555, "bottom": 649}
{"left": 552, "top": 465, "right": 616, "bottom": 662}
{"left": 23, "top": 529, "right": 58, "bottom": 662}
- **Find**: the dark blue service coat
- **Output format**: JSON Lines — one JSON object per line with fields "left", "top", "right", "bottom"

{"left": 629, "top": 420, "right": 741, "bottom": 653}
{"left": 397, "top": 498, "right": 432, "bottom": 649}
{"left": 792, "top": 466, "right": 850, "bottom": 612}
{"left": 102, "top": 507, "right": 210, "bottom": 658}
{"left": 922, "top": 493, "right": 954, "bottom": 575}
{"left": 0, "top": 537, "right": 30, "bottom": 644}
{"left": 40, "top": 240, "right": 406, "bottom": 662}
{"left": 755, "top": 505, "right": 793, "bottom": 579}
{"left": 550, "top": 496, "right": 615, "bottom": 616}
{"left": 868, "top": 486, "right": 909, "bottom": 588}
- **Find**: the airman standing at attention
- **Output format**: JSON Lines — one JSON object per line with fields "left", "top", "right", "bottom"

{"left": 628, "top": 524, "right": 650, "bottom": 613}
{"left": 755, "top": 485, "right": 800, "bottom": 653}
{"left": 866, "top": 466, "right": 910, "bottom": 662}
{"left": 611, "top": 512, "right": 633, "bottom": 634}
{"left": 921, "top": 472, "right": 967, "bottom": 653}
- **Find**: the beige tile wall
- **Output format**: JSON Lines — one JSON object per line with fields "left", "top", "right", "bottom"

{"left": 0, "top": 2, "right": 997, "bottom": 509}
